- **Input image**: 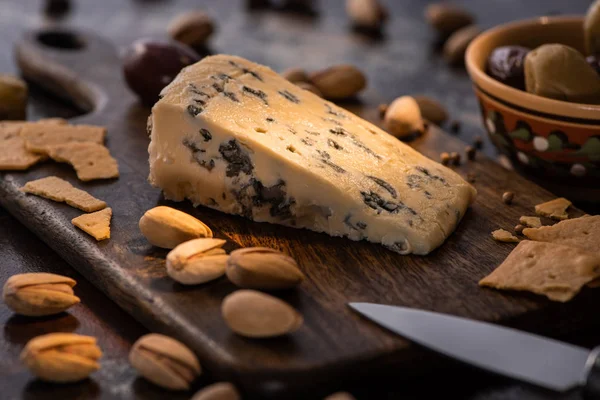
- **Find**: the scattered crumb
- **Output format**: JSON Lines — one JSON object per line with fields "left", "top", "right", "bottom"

{"left": 514, "top": 224, "right": 525, "bottom": 235}
{"left": 492, "top": 229, "right": 520, "bottom": 243}
{"left": 535, "top": 198, "right": 571, "bottom": 220}
{"left": 440, "top": 152, "right": 450, "bottom": 165}
{"left": 519, "top": 216, "right": 542, "bottom": 228}
{"left": 450, "top": 152, "right": 461, "bottom": 166}
{"left": 473, "top": 136, "right": 483, "bottom": 149}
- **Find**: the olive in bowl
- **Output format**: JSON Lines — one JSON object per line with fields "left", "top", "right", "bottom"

{"left": 466, "top": 17, "right": 600, "bottom": 202}
{"left": 123, "top": 39, "right": 201, "bottom": 106}
{"left": 486, "top": 46, "right": 529, "bottom": 90}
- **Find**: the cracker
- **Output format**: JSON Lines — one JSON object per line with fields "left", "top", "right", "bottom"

{"left": 72, "top": 208, "right": 112, "bottom": 241}
{"left": 47, "top": 142, "right": 119, "bottom": 181}
{"left": 519, "top": 216, "right": 542, "bottom": 228}
{"left": 0, "top": 119, "right": 71, "bottom": 170}
{"left": 491, "top": 229, "right": 519, "bottom": 243}
{"left": 22, "top": 123, "right": 105, "bottom": 153}
{"left": 0, "top": 122, "right": 46, "bottom": 170}
{"left": 523, "top": 215, "right": 600, "bottom": 254}
{"left": 534, "top": 197, "right": 571, "bottom": 220}
{"left": 21, "top": 176, "right": 107, "bottom": 212}
{"left": 479, "top": 240, "right": 600, "bottom": 302}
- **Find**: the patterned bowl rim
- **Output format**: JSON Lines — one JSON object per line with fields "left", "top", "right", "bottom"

{"left": 465, "top": 15, "right": 600, "bottom": 121}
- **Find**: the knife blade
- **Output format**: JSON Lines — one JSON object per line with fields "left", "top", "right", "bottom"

{"left": 349, "top": 302, "right": 600, "bottom": 395}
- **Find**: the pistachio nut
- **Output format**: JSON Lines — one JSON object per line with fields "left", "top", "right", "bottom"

{"left": 222, "top": 290, "right": 303, "bottom": 338}
{"left": 226, "top": 247, "right": 304, "bottom": 290}
{"left": 166, "top": 238, "right": 228, "bottom": 285}
{"left": 3, "top": 272, "right": 80, "bottom": 316}
{"left": 443, "top": 24, "right": 481, "bottom": 65}
{"left": 346, "top": 0, "right": 387, "bottom": 30}
{"left": 525, "top": 44, "right": 600, "bottom": 104}
{"left": 191, "top": 382, "right": 241, "bottom": 400}
{"left": 129, "top": 333, "right": 201, "bottom": 391}
{"left": 309, "top": 65, "right": 366, "bottom": 100}
{"left": 413, "top": 95, "right": 448, "bottom": 125}
{"left": 281, "top": 67, "right": 309, "bottom": 83}
{"left": 139, "top": 206, "right": 213, "bottom": 249}
{"left": 168, "top": 11, "right": 215, "bottom": 49}
{"left": 585, "top": 0, "right": 600, "bottom": 55}
{"left": 0, "top": 74, "right": 27, "bottom": 120}
{"left": 21, "top": 333, "right": 102, "bottom": 382}
{"left": 296, "top": 81, "right": 323, "bottom": 97}
{"left": 425, "top": 3, "right": 474, "bottom": 36}
{"left": 383, "top": 96, "right": 424, "bottom": 138}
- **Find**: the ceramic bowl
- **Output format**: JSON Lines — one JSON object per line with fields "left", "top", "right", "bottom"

{"left": 465, "top": 16, "right": 600, "bottom": 193}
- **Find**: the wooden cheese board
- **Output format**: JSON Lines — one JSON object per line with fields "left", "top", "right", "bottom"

{"left": 1, "top": 28, "right": 597, "bottom": 398}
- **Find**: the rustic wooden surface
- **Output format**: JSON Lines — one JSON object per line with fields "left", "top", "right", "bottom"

{"left": 1, "top": 1, "right": 599, "bottom": 399}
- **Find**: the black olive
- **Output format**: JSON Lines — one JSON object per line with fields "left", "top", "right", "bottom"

{"left": 122, "top": 39, "right": 201, "bottom": 106}
{"left": 486, "top": 46, "right": 530, "bottom": 90}
{"left": 587, "top": 54, "right": 600, "bottom": 75}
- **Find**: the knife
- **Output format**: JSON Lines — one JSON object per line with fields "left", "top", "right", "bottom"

{"left": 349, "top": 303, "right": 600, "bottom": 397}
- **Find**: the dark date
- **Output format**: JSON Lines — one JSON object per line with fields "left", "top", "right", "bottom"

{"left": 122, "top": 39, "right": 201, "bottom": 106}
{"left": 486, "top": 46, "right": 530, "bottom": 90}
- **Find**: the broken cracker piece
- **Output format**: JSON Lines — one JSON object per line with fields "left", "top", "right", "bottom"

{"left": 22, "top": 123, "right": 105, "bottom": 153}
{"left": 72, "top": 208, "right": 112, "bottom": 241}
{"left": 492, "top": 229, "right": 520, "bottom": 243}
{"left": 47, "top": 142, "right": 119, "bottom": 181}
{"left": 0, "top": 119, "right": 72, "bottom": 171}
{"left": 534, "top": 197, "right": 571, "bottom": 220}
{"left": 523, "top": 215, "right": 600, "bottom": 254}
{"left": 0, "top": 122, "right": 46, "bottom": 170}
{"left": 21, "top": 176, "right": 106, "bottom": 212}
{"left": 519, "top": 216, "right": 542, "bottom": 228}
{"left": 479, "top": 240, "right": 600, "bottom": 302}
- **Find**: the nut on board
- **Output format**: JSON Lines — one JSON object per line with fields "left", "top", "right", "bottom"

{"left": 226, "top": 247, "right": 304, "bottom": 290}
{"left": 21, "top": 333, "right": 102, "bottom": 382}
{"left": 443, "top": 25, "right": 481, "bottom": 65}
{"left": 3, "top": 272, "right": 80, "bottom": 316}
{"left": 383, "top": 96, "right": 424, "bottom": 139}
{"left": 166, "top": 238, "right": 228, "bottom": 285}
{"left": 129, "top": 333, "right": 201, "bottom": 390}
{"left": 346, "top": 0, "right": 387, "bottom": 30}
{"left": 309, "top": 64, "right": 366, "bottom": 100}
{"left": 139, "top": 206, "right": 213, "bottom": 249}
{"left": 168, "top": 11, "right": 215, "bottom": 49}
{"left": 425, "top": 3, "right": 474, "bottom": 36}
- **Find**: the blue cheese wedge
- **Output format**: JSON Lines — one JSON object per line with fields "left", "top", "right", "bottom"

{"left": 148, "top": 55, "right": 476, "bottom": 255}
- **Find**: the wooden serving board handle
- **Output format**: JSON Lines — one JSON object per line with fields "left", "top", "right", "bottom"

{"left": 15, "top": 28, "right": 131, "bottom": 120}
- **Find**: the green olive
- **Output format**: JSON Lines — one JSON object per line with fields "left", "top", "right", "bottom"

{"left": 584, "top": 0, "right": 600, "bottom": 55}
{"left": 0, "top": 75, "right": 27, "bottom": 120}
{"left": 524, "top": 44, "right": 600, "bottom": 104}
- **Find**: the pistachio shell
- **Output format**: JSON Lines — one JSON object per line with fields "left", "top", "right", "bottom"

{"left": 222, "top": 290, "right": 303, "bottom": 338}
{"left": 166, "top": 238, "right": 228, "bottom": 285}
{"left": 3, "top": 273, "right": 80, "bottom": 316}
{"left": 226, "top": 247, "right": 304, "bottom": 290}
{"left": 139, "top": 206, "right": 213, "bottom": 249}
{"left": 129, "top": 333, "right": 201, "bottom": 391}
{"left": 21, "top": 333, "right": 101, "bottom": 383}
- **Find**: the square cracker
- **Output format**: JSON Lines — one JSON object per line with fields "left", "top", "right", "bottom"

{"left": 535, "top": 198, "right": 571, "bottom": 220}
{"left": 47, "top": 142, "right": 119, "bottom": 181}
{"left": 72, "top": 208, "right": 112, "bottom": 241}
{"left": 523, "top": 215, "right": 600, "bottom": 254}
{"left": 479, "top": 240, "right": 600, "bottom": 302}
{"left": 21, "top": 176, "right": 107, "bottom": 212}
{"left": 0, "top": 119, "right": 70, "bottom": 170}
{"left": 21, "top": 123, "right": 105, "bottom": 153}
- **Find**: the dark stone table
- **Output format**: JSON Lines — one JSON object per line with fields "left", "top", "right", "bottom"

{"left": 0, "top": 0, "right": 597, "bottom": 399}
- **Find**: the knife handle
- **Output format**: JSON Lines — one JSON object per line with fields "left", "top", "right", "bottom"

{"left": 583, "top": 346, "right": 600, "bottom": 399}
